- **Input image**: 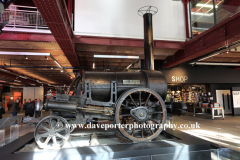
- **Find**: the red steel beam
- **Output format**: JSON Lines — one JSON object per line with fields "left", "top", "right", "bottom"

{"left": 232, "top": 67, "right": 240, "bottom": 70}
{"left": 75, "top": 36, "right": 186, "bottom": 50}
{"left": 32, "top": 0, "right": 80, "bottom": 67}
{"left": 0, "top": 32, "right": 55, "bottom": 42}
{"left": 68, "top": 0, "right": 73, "bottom": 23}
{"left": 162, "top": 11, "right": 240, "bottom": 68}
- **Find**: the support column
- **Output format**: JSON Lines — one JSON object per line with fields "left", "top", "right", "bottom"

{"left": 143, "top": 13, "right": 154, "bottom": 70}
{"left": 183, "top": 0, "right": 190, "bottom": 39}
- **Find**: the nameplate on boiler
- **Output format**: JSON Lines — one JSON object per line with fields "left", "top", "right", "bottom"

{"left": 123, "top": 80, "right": 140, "bottom": 85}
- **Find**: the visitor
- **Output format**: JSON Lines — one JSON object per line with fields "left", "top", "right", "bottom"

{"left": 35, "top": 98, "right": 43, "bottom": 118}
{"left": 0, "top": 102, "right": 5, "bottom": 119}
{"left": 11, "top": 99, "right": 19, "bottom": 116}
{"left": 24, "top": 99, "right": 34, "bottom": 117}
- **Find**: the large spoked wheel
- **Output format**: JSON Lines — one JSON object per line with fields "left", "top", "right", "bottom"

{"left": 115, "top": 88, "right": 167, "bottom": 142}
{"left": 34, "top": 116, "right": 70, "bottom": 149}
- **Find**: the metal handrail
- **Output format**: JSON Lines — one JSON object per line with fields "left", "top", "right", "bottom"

{"left": 0, "top": 4, "right": 49, "bottom": 32}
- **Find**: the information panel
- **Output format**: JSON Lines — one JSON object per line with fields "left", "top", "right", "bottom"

{"left": 232, "top": 91, "right": 240, "bottom": 108}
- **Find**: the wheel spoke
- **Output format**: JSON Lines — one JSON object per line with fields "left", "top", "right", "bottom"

{"left": 36, "top": 132, "right": 49, "bottom": 139}
{"left": 119, "top": 114, "right": 131, "bottom": 117}
{"left": 52, "top": 136, "right": 58, "bottom": 148}
{"left": 48, "top": 118, "right": 52, "bottom": 129}
{"left": 149, "top": 118, "right": 160, "bottom": 124}
{"left": 44, "top": 136, "right": 51, "bottom": 146}
{"left": 139, "top": 91, "right": 141, "bottom": 106}
{"left": 40, "top": 124, "right": 50, "bottom": 131}
{"left": 121, "top": 104, "right": 131, "bottom": 110}
{"left": 141, "top": 126, "right": 144, "bottom": 138}
{"left": 148, "top": 112, "right": 163, "bottom": 114}
{"left": 126, "top": 119, "right": 135, "bottom": 124}
{"left": 131, "top": 122, "right": 137, "bottom": 136}
{"left": 144, "top": 122, "right": 154, "bottom": 134}
{"left": 147, "top": 101, "right": 159, "bottom": 109}
{"left": 56, "top": 133, "right": 66, "bottom": 140}
{"left": 129, "top": 95, "right": 137, "bottom": 108}
{"left": 144, "top": 94, "right": 151, "bottom": 106}
{"left": 55, "top": 127, "right": 67, "bottom": 133}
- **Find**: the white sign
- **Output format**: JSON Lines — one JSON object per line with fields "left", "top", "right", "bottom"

{"left": 232, "top": 91, "right": 240, "bottom": 108}
{"left": 172, "top": 76, "right": 188, "bottom": 83}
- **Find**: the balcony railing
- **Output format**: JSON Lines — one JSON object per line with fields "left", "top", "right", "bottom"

{"left": 0, "top": 5, "right": 50, "bottom": 33}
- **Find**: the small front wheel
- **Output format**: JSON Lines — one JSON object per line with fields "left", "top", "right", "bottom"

{"left": 34, "top": 116, "right": 70, "bottom": 149}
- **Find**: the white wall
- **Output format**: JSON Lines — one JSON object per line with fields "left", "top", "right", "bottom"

{"left": 74, "top": 0, "right": 186, "bottom": 41}
{"left": 23, "top": 87, "right": 44, "bottom": 102}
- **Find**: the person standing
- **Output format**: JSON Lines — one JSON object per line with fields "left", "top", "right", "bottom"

{"left": 11, "top": 99, "right": 19, "bottom": 116}
{"left": 35, "top": 98, "right": 43, "bottom": 118}
{"left": 24, "top": 99, "right": 34, "bottom": 117}
{"left": 0, "top": 102, "right": 5, "bottom": 119}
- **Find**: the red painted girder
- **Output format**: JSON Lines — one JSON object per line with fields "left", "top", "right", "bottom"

{"left": 0, "top": 32, "right": 55, "bottom": 41}
{"left": 75, "top": 36, "right": 186, "bottom": 50}
{"left": 32, "top": 0, "right": 80, "bottom": 67}
{"left": 232, "top": 67, "right": 240, "bottom": 70}
{"left": 162, "top": 11, "right": 240, "bottom": 68}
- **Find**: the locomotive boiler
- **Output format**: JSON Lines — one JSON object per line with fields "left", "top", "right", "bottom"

{"left": 34, "top": 9, "right": 168, "bottom": 149}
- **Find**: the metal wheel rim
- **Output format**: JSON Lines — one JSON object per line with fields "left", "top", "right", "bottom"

{"left": 34, "top": 116, "right": 70, "bottom": 149}
{"left": 115, "top": 88, "right": 166, "bottom": 142}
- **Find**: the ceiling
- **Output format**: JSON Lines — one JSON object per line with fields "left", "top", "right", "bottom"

{"left": 199, "top": 46, "right": 240, "bottom": 63}
{"left": 76, "top": 44, "right": 178, "bottom": 69}
{"left": 1, "top": 0, "right": 240, "bottom": 87}
{"left": 0, "top": 39, "right": 75, "bottom": 86}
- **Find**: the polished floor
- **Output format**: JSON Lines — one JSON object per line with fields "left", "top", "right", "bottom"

{"left": 170, "top": 112, "right": 240, "bottom": 152}
{"left": 1, "top": 109, "right": 240, "bottom": 153}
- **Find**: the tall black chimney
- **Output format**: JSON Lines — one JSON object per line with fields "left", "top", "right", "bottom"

{"left": 143, "top": 13, "right": 154, "bottom": 70}
{"left": 138, "top": 6, "right": 158, "bottom": 71}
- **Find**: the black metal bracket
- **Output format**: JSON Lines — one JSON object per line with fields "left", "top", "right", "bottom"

{"left": 85, "top": 81, "right": 117, "bottom": 107}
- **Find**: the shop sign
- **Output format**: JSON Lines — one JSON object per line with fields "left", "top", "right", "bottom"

{"left": 172, "top": 76, "right": 188, "bottom": 83}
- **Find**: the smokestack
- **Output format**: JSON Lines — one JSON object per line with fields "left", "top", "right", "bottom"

{"left": 143, "top": 13, "right": 154, "bottom": 70}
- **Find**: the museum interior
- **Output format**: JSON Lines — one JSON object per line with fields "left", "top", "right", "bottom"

{"left": 0, "top": 0, "right": 240, "bottom": 159}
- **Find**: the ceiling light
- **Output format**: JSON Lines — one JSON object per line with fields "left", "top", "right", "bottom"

{"left": 45, "top": 56, "right": 48, "bottom": 60}
{"left": 61, "top": 70, "right": 63, "bottom": 73}
{"left": 0, "top": 51, "right": 50, "bottom": 56}
{"left": 189, "top": 62, "right": 240, "bottom": 66}
{"left": 191, "top": 12, "right": 213, "bottom": 16}
{"left": 51, "top": 67, "right": 53, "bottom": 70}
{"left": 94, "top": 55, "right": 139, "bottom": 59}
{"left": 25, "top": 56, "right": 28, "bottom": 59}
{"left": 54, "top": 60, "right": 61, "bottom": 67}
{"left": 19, "top": 76, "right": 27, "bottom": 79}
{"left": 14, "top": 80, "right": 21, "bottom": 83}
{"left": 93, "top": 63, "right": 95, "bottom": 69}
{"left": 196, "top": 4, "right": 218, "bottom": 8}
